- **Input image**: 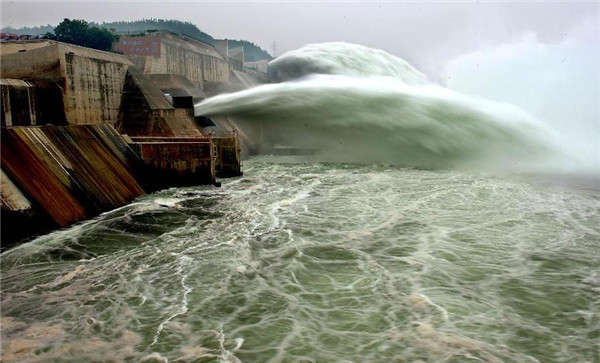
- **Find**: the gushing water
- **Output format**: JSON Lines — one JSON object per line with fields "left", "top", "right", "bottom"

{"left": 1, "top": 160, "right": 599, "bottom": 362}
{"left": 2, "top": 43, "right": 598, "bottom": 363}
{"left": 269, "top": 42, "right": 429, "bottom": 83}
{"left": 196, "top": 42, "right": 556, "bottom": 170}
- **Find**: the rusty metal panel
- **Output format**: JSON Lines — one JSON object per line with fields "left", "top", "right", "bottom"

{"left": 213, "top": 136, "right": 243, "bottom": 178}
{"left": 0, "top": 125, "right": 145, "bottom": 226}
{"left": 130, "top": 135, "right": 242, "bottom": 178}
{"left": 0, "top": 169, "right": 32, "bottom": 212}
{"left": 45, "top": 125, "right": 145, "bottom": 211}
{"left": 90, "top": 124, "right": 142, "bottom": 169}
{"left": 129, "top": 136, "right": 209, "bottom": 143}
{"left": 145, "top": 158, "right": 213, "bottom": 174}
{"left": 136, "top": 142, "right": 212, "bottom": 162}
{"left": 133, "top": 140, "right": 215, "bottom": 187}
{"left": 1, "top": 128, "right": 87, "bottom": 226}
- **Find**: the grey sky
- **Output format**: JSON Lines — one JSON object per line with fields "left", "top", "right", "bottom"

{"left": 1, "top": 2, "right": 598, "bottom": 77}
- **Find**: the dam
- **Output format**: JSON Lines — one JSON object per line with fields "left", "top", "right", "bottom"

{"left": 0, "top": 30, "right": 598, "bottom": 362}
{"left": 1, "top": 33, "right": 263, "bottom": 245}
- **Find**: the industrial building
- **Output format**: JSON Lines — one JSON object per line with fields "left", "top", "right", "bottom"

{"left": 1, "top": 40, "right": 132, "bottom": 125}
{"left": 115, "top": 32, "right": 231, "bottom": 89}
{"left": 0, "top": 32, "right": 265, "bottom": 245}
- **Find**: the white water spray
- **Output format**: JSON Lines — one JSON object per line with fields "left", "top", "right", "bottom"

{"left": 196, "top": 42, "right": 558, "bottom": 170}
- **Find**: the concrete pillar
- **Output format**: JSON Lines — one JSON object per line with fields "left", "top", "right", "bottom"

{"left": 214, "top": 39, "right": 229, "bottom": 60}
{"left": 1, "top": 85, "right": 12, "bottom": 127}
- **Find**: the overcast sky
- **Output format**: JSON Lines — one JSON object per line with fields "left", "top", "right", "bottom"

{"left": 1, "top": 1, "right": 598, "bottom": 77}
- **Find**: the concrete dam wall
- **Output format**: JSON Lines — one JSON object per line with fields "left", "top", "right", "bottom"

{"left": 1, "top": 125, "right": 144, "bottom": 241}
{"left": 1, "top": 41, "right": 132, "bottom": 125}
{"left": 115, "top": 33, "right": 230, "bottom": 88}
{"left": 1, "top": 34, "right": 262, "bottom": 246}
{"left": 0, "top": 124, "right": 241, "bottom": 245}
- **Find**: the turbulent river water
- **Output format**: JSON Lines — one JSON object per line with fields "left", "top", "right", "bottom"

{"left": 2, "top": 42, "right": 599, "bottom": 362}
{"left": 1, "top": 159, "right": 599, "bottom": 362}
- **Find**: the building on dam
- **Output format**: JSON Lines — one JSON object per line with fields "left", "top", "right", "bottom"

{"left": 0, "top": 32, "right": 269, "bottom": 245}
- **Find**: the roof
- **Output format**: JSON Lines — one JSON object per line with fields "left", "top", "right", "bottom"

{"left": 0, "top": 169, "right": 31, "bottom": 212}
{"left": 128, "top": 69, "right": 173, "bottom": 110}
{"left": 160, "top": 32, "right": 223, "bottom": 59}
{"left": 146, "top": 74, "right": 205, "bottom": 99}
{"left": 59, "top": 42, "right": 133, "bottom": 65}
{"left": 0, "top": 40, "right": 133, "bottom": 65}
{"left": 0, "top": 78, "right": 35, "bottom": 87}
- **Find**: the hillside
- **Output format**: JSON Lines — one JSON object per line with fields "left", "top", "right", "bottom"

{"left": 1, "top": 19, "right": 273, "bottom": 61}
{"left": 96, "top": 19, "right": 215, "bottom": 45}
{"left": 227, "top": 39, "right": 272, "bottom": 63}
{"left": 1, "top": 24, "right": 54, "bottom": 35}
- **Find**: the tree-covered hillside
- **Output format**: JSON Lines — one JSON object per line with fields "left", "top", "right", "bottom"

{"left": 2, "top": 19, "right": 273, "bottom": 61}
{"left": 96, "top": 19, "right": 215, "bottom": 45}
{"left": 45, "top": 19, "right": 117, "bottom": 51}
{"left": 228, "top": 39, "right": 272, "bottom": 62}
{"left": 1, "top": 24, "right": 54, "bottom": 35}
{"left": 100, "top": 19, "right": 272, "bottom": 61}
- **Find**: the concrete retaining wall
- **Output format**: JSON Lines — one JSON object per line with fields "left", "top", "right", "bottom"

{"left": 0, "top": 42, "right": 63, "bottom": 81}
{"left": 131, "top": 139, "right": 216, "bottom": 189}
{"left": 117, "top": 70, "right": 204, "bottom": 138}
{"left": 1, "top": 41, "right": 132, "bottom": 125}
{"left": 63, "top": 52, "right": 129, "bottom": 124}
{"left": 1, "top": 125, "right": 145, "bottom": 227}
{"left": 116, "top": 33, "right": 229, "bottom": 87}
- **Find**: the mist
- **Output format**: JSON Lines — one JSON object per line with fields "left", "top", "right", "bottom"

{"left": 444, "top": 19, "right": 600, "bottom": 173}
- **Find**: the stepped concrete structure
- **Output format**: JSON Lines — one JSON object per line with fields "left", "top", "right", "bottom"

{"left": 1, "top": 40, "right": 132, "bottom": 125}
{"left": 0, "top": 125, "right": 145, "bottom": 242}
{"left": 1, "top": 79, "right": 38, "bottom": 127}
{"left": 116, "top": 69, "right": 204, "bottom": 138}
{"left": 115, "top": 32, "right": 230, "bottom": 89}
{"left": 115, "top": 33, "right": 268, "bottom": 97}
{"left": 0, "top": 33, "right": 256, "bottom": 246}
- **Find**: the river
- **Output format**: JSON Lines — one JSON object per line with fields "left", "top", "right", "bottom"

{"left": 2, "top": 158, "right": 598, "bottom": 362}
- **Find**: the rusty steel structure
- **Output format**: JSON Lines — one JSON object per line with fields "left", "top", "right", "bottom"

{"left": 212, "top": 133, "right": 243, "bottom": 178}
{"left": 1, "top": 125, "right": 145, "bottom": 228}
{"left": 130, "top": 137, "right": 216, "bottom": 189}
{"left": 0, "top": 35, "right": 252, "bottom": 246}
{"left": 129, "top": 134, "right": 242, "bottom": 179}
{"left": 1, "top": 79, "right": 37, "bottom": 127}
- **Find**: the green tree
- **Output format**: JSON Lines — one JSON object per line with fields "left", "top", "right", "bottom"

{"left": 50, "top": 18, "right": 118, "bottom": 51}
